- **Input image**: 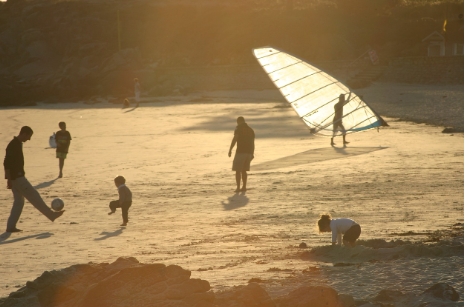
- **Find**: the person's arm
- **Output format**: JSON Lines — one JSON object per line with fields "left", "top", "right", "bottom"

{"left": 118, "top": 188, "right": 123, "bottom": 205}
{"left": 228, "top": 135, "right": 238, "bottom": 157}
{"left": 4, "top": 169, "right": 11, "bottom": 189}
{"left": 344, "top": 92, "right": 352, "bottom": 105}
{"left": 4, "top": 142, "right": 16, "bottom": 189}
{"left": 337, "top": 232, "right": 342, "bottom": 246}
{"left": 331, "top": 226, "right": 337, "bottom": 246}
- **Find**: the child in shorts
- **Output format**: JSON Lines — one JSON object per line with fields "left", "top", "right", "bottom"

{"left": 318, "top": 214, "right": 361, "bottom": 247}
{"left": 55, "top": 122, "right": 72, "bottom": 178}
{"left": 108, "top": 176, "right": 133, "bottom": 226}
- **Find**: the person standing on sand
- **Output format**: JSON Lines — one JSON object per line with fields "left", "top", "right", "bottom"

{"left": 317, "top": 214, "right": 361, "bottom": 247}
{"left": 4, "top": 126, "right": 64, "bottom": 233}
{"left": 55, "top": 121, "right": 72, "bottom": 178}
{"left": 331, "top": 93, "right": 351, "bottom": 146}
{"left": 134, "top": 78, "right": 141, "bottom": 107}
{"left": 228, "top": 117, "right": 255, "bottom": 192}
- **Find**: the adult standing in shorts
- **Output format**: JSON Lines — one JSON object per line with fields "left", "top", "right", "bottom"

{"left": 228, "top": 117, "right": 255, "bottom": 192}
{"left": 4, "top": 126, "right": 64, "bottom": 232}
{"left": 331, "top": 93, "right": 351, "bottom": 146}
{"left": 55, "top": 122, "right": 72, "bottom": 178}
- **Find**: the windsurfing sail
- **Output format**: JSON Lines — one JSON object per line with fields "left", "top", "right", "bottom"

{"left": 253, "top": 47, "right": 388, "bottom": 136}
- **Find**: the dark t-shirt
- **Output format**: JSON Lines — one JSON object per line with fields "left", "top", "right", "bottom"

{"left": 234, "top": 123, "right": 255, "bottom": 154}
{"left": 4, "top": 137, "right": 25, "bottom": 180}
{"left": 55, "top": 130, "right": 72, "bottom": 153}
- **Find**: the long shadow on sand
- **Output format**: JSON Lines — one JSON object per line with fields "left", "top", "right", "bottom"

{"left": 252, "top": 146, "right": 387, "bottom": 171}
{"left": 34, "top": 178, "right": 58, "bottom": 190}
{"left": 94, "top": 228, "right": 125, "bottom": 241}
{"left": 222, "top": 192, "right": 249, "bottom": 210}
{"left": 0, "top": 232, "right": 53, "bottom": 245}
{"left": 123, "top": 106, "right": 138, "bottom": 113}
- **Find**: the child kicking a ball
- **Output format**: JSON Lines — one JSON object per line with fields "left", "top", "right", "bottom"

{"left": 108, "top": 176, "right": 132, "bottom": 226}
{"left": 318, "top": 214, "right": 361, "bottom": 247}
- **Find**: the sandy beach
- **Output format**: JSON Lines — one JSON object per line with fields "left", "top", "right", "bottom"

{"left": 0, "top": 82, "right": 464, "bottom": 305}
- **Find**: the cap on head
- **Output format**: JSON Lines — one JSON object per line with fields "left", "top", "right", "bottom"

{"left": 237, "top": 116, "right": 245, "bottom": 124}
{"left": 19, "top": 126, "right": 33, "bottom": 135}
{"left": 114, "top": 175, "right": 126, "bottom": 185}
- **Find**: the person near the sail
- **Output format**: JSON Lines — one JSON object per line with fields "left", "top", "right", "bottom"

{"left": 331, "top": 93, "right": 351, "bottom": 146}
{"left": 228, "top": 117, "right": 255, "bottom": 192}
{"left": 318, "top": 213, "right": 361, "bottom": 247}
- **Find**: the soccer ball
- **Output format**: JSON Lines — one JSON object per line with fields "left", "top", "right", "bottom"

{"left": 51, "top": 198, "right": 64, "bottom": 211}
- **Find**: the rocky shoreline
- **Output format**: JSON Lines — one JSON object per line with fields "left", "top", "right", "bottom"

{"left": 0, "top": 255, "right": 462, "bottom": 307}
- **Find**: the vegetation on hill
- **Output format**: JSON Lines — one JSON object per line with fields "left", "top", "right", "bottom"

{"left": 0, "top": 0, "right": 463, "bottom": 104}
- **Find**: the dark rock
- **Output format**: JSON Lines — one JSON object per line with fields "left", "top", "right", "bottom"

{"left": 215, "top": 283, "right": 275, "bottom": 307}
{"left": 339, "top": 293, "right": 355, "bottom": 307}
{"left": 422, "top": 283, "right": 459, "bottom": 301}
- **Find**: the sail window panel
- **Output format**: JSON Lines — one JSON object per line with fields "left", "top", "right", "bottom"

{"left": 284, "top": 79, "right": 341, "bottom": 110}
{"left": 258, "top": 54, "right": 302, "bottom": 74}
{"left": 269, "top": 63, "right": 316, "bottom": 89}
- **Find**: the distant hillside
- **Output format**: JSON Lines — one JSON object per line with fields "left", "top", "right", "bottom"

{"left": 0, "top": 0, "right": 463, "bottom": 105}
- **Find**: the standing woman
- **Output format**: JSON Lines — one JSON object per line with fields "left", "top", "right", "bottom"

{"left": 318, "top": 214, "right": 361, "bottom": 247}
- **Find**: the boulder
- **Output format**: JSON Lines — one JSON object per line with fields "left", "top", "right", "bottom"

{"left": 0, "top": 258, "right": 216, "bottom": 307}
{"left": 422, "top": 283, "right": 459, "bottom": 301}
{"left": 215, "top": 283, "right": 275, "bottom": 307}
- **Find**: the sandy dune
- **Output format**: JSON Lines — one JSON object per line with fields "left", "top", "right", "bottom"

{"left": 0, "top": 85, "right": 463, "bottom": 303}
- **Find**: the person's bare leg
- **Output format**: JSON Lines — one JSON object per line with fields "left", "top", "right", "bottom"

{"left": 59, "top": 158, "right": 64, "bottom": 178}
{"left": 235, "top": 171, "right": 241, "bottom": 192}
{"left": 343, "top": 134, "right": 349, "bottom": 145}
{"left": 342, "top": 126, "right": 349, "bottom": 144}
{"left": 241, "top": 171, "right": 247, "bottom": 191}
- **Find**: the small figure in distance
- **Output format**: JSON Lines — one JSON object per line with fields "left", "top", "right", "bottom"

{"left": 318, "top": 213, "right": 361, "bottom": 247}
{"left": 228, "top": 116, "right": 255, "bottom": 192}
{"left": 134, "top": 78, "right": 141, "bottom": 107}
{"left": 4, "top": 126, "right": 64, "bottom": 232}
{"left": 55, "top": 121, "right": 72, "bottom": 178}
{"left": 123, "top": 98, "right": 130, "bottom": 109}
{"left": 331, "top": 93, "right": 351, "bottom": 146}
{"left": 108, "top": 175, "right": 132, "bottom": 227}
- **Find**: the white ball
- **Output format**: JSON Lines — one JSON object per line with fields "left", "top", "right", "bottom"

{"left": 51, "top": 198, "right": 64, "bottom": 211}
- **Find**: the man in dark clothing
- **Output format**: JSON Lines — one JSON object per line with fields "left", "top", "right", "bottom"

{"left": 4, "top": 126, "right": 64, "bottom": 232}
{"left": 228, "top": 117, "right": 255, "bottom": 192}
